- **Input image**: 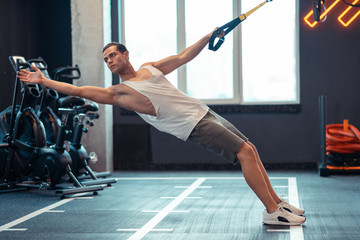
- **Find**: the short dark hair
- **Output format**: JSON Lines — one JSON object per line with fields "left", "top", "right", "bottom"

{"left": 102, "top": 42, "right": 128, "bottom": 53}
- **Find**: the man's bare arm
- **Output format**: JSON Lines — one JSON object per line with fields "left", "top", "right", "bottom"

{"left": 145, "top": 29, "right": 224, "bottom": 75}
{"left": 18, "top": 65, "right": 117, "bottom": 105}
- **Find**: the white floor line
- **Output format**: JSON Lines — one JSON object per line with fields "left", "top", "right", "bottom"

{"left": 126, "top": 178, "right": 206, "bottom": 240}
{"left": 117, "top": 229, "right": 173, "bottom": 232}
{"left": 175, "top": 186, "right": 212, "bottom": 189}
{"left": 2, "top": 228, "right": 28, "bottom": 231}
{"left": 46, "top": 210, "right": 65, "bottom": 213}
{"left": 71, "top": 196, "right": 94, "bottom": 200}
{"left": 116, "top": 177, "right": 291, "bottom": 180}
{"left": 267, "top": 229, "right": 291, "bottom": 232}
{"left": 289, "top": 226, "right": 304, "bottom": 240}
{"left": 142, "top": 210, "right": 189, "bottom": 213}
{"left": 288, "top": 178, "right": 301, "bottom": 208}
{"left": 160, "top": 196, "right": 202, "bottom": 199}
{"left": 0, "top": 198, "right": 75, "bottom": 232}
{"left": 288, "top": 177, "right": 304, "bottom": 240}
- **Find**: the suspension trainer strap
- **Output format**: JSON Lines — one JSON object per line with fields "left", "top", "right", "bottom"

{"left": 208, "top": 0, "right": 272, "bottom": 51}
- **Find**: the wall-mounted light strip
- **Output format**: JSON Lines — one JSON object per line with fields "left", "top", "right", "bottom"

{"left": 338, "top": 0, "right": 360, "bottom": 26}
{"left": 304, "top": 0, "right": 341, "bottom": 27}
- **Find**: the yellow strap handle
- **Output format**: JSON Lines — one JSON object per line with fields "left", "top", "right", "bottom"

{"left": 239, "top": 0, "right": 270, "bottom": 21}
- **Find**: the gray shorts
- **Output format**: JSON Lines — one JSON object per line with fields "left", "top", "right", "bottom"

{"left": 187, "top": 109, "right": 248, "bottom": 164}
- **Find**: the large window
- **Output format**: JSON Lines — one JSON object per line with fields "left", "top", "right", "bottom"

{"left": 119, "top": 0, "right": 299, "bottom": 105}
{"left": 241, "top": 0, "right": 298, "bottom": 104}
{"left": 122, "top": 0, "right": 177, "bottom": 86}
{"left": 185, "top": 0, "right": 234, "bottom": 102}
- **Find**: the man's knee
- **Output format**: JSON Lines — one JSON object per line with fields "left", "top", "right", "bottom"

{"left": 236, "top": 142, "right": 255, "bottom": 163}
{"left": 244, "top": 140, "right": 254, "bottom": 149}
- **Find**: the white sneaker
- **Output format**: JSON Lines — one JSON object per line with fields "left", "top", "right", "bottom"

{"left": 278, "top": 198, "right": 305, "bottom": 216}
{"left": 263, "top": 207, "right": 306, "bottom": 226}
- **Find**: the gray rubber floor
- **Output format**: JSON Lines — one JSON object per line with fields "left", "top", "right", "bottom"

{"left": 0, "top": 170, "right": 359, "bottom": 240}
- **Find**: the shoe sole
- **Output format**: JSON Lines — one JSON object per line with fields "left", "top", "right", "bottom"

{"left": 262, "top": 220, "right": 305, "bottom": 226}
{"left": 293, "top": 211, "right": 305, "bottom": 216}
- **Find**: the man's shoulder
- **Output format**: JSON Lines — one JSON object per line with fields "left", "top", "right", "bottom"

{"left": 140, "top": 63, "right": 155, "bottom": 68}
{"left": 139, "top": 64, "right": 165, "bottom": 76}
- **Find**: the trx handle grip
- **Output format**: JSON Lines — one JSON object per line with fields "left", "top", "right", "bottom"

{"left": 208, "top": 17, "right": 242, "bottom": 51}
{"left": 208, "top": 0, "right": 272, "bottom": 51}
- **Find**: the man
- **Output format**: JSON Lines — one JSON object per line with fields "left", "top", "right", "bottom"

{"left": 18, "top": 28, "right": 305, "bottom": 226}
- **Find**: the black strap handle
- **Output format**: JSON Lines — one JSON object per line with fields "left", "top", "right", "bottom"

{"left": 208, "top": 17, "right": 243, "bottom": 51}
{"left": 208, "top": 0, "right": 272, "bottom": 51}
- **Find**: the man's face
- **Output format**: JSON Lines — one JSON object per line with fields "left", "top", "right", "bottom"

{"left": 103, "top": 46, "right": 128, "bottom": 74}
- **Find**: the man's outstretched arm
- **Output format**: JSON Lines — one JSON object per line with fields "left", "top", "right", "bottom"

{"left": 17, "top": 65, "right": 117, "bottom": 105}
{"left": 146, "top": 28, "right": 224, "bottom": 75}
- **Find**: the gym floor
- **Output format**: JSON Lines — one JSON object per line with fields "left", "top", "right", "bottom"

{"left": 0, "top": 170, "right": 359, "bottom": 240}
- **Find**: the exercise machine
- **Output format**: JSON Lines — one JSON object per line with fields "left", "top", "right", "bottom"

{"left": 0, "top": 56, "right": 103, "bottom": 197}
{"left": 0, "top": 57, "right": 64, "bottom": 190}
{"left": 29, "top": 58, "right": 115, "bottom": 188}
{"left": 52, "top": 65, "right": 116, "bottom": 186}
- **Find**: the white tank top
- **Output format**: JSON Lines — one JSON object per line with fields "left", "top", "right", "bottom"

{"left": 122, "top": 65, "right": 209, "bottom": 141}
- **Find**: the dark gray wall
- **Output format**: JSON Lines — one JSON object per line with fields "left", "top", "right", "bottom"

{"left": 114, "top": 1, "right": 360, "bottom": 169}
{"left": 0, "top": 0, "right": 72, "bottom": 112}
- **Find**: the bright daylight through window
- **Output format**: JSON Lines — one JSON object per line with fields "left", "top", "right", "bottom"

{"left": 121, "top": 0, "right": 299, "bottom": 105}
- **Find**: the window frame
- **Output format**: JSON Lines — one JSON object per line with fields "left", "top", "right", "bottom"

{"left": 239, "top": 0, "right": 300, "bottom": 105}
{"left": 115, "top": 0, "right": 300, "bottom": 107}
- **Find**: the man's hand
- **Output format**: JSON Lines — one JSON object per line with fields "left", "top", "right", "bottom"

{"left": 208, "top": 28, "right": 225, "bottom": 39}
{"left": 17, "top": 65, "right": 45, "bottom": 84}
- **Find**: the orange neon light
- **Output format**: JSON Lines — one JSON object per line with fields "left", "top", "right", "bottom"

{"left": 304, "top": 0, "right": 341, "bottom": 27}
{"left": 338, "top": 0, "right": 360, "bottom": 26}
{"left": 327, "top": 165, "right": 360, "bottom": 170}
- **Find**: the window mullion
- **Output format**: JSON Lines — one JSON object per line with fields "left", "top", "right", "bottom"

{"left": 118, "top": 0, "right": 125, "bottom": 45}
{"left": 234, "top": 0, "right": 242, "bottom": 104}
{"left": 177, "top": 0, "right": 186, "bottom": 92}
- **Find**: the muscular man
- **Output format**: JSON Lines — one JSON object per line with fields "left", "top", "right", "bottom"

{"left": 18, "top": 29, "right": 305, "bottom": 226}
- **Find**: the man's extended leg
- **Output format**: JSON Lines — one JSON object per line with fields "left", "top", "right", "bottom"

{"left": 247, "top": 141, "right": 305, "bottom": 216}
{"left": 187, "top": 110, "right": 305, "bottom": 223}
{"left": 236, "top": 142, "right": 279, "bottom": 213}
{"left": 236, "top": 142, "right": 306, "bottom": 225}
{"left": 247, "top": 141, "right": 281, "bottom": 204}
